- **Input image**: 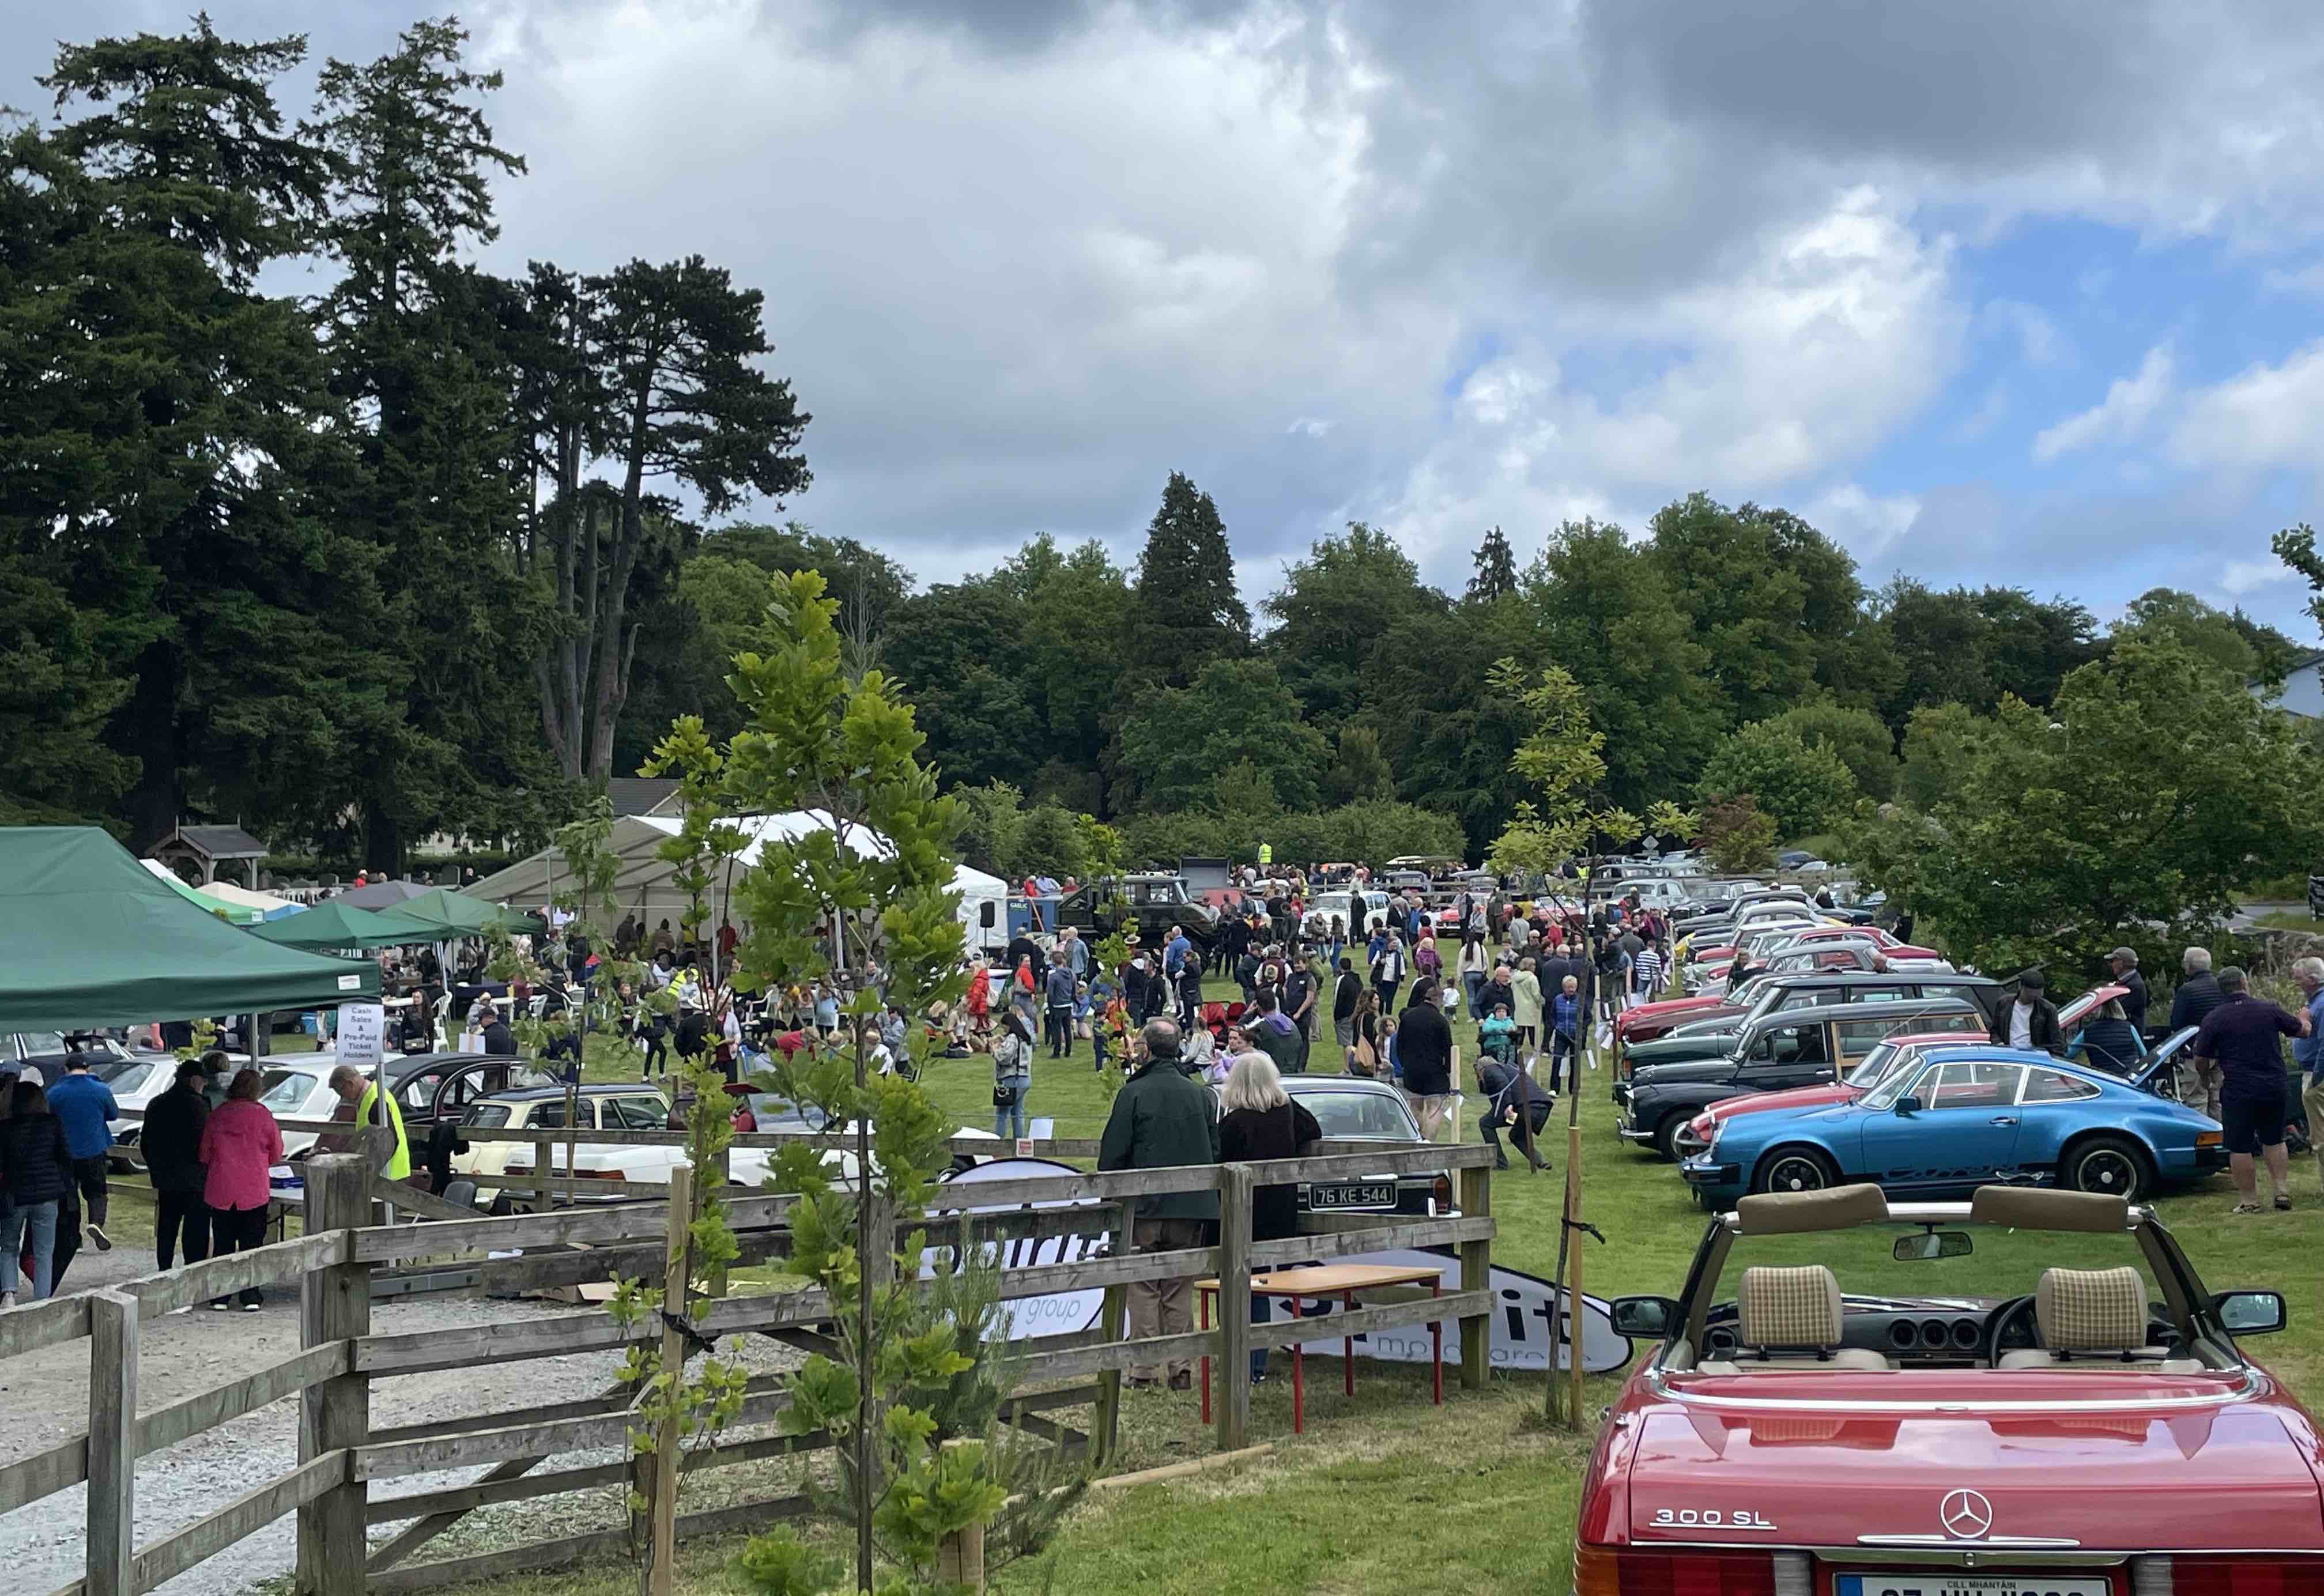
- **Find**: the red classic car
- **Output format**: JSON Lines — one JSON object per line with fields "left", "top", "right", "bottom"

{"left": 1580, "top": 1183, "right": 2315, "bottom": 1591}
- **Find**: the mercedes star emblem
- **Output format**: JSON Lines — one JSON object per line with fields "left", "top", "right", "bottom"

{"left": 1940, "top": 1489, "right": 1994, "bottom": 1540}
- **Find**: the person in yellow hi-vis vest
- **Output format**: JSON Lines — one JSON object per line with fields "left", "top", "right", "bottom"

{"left": 1257, "top": 840, "right": 1273, "bottom": 869}
{"left": 325, "top": 1063, "right": 410, "bottom": 1180}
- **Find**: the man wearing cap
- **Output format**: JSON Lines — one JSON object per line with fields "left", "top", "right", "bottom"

{"left": 2191, "top": 966, "right": 2308, "bottom": 1213}
{"left": 474, "top": 1002, "right": 516, "bottom": 1057}
{"left": 2108, "top": 948, "right": 2149, "bottom": 1034}
{"left": 2004, "top": 971, "right": 2063, "bottom": 1056}
{"left": 47, "top": 1052, "right": 120, "bottom": 1250}
{"left": 144, "top": 1058, "right": 214, "bottom": 1277}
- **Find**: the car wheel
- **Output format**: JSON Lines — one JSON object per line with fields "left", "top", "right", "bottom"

{"left": 1753, "top": 1146, "right": 1838, "bottom": 1195}
{"left": 2064, "top": 1134, "right": 2151, "bottom": 1201}
{"left": 1653, "top": 1112, "right": 1692, "bottom": 1162}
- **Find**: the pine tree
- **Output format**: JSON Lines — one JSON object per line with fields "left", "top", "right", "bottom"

{"left": 1467, "top": 525, "right": 1518, "bottom": 603}
{"left": 1130, "top": 471, "right": 1248, "bottom": 686}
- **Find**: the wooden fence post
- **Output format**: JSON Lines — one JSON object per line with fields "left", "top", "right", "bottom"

{"left": 86, "top": 1288, "right": 138, "bottom": 1596}
{"left": 1214, "top": 1165, "right": 1252, "bottom": 1454}
{"left": 299, "top": 1154, "right": 372, "bottom": 1596}
{"left": 1090, "top": 1205, "right": 1130, "bottom": 1470}
{"left": 1457, "top": 1163, "right": 1492, "bottom": 1391}
{"left": 648, "top": 1164, "right": 695, "bottom": 1596}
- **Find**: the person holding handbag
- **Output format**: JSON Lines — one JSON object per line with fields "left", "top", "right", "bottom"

{"left": 1348, "top": 988, "right": 1383, "bottom": 1076}
{"left": 992, "top": 1009, "right": 1036, "bottom": 1139}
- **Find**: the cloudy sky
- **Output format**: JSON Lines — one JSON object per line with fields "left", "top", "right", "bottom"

{"left": 18, "top": 1, "right": 2324, "bottom": 632}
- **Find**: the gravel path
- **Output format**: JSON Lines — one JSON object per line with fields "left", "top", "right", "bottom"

{"left": 0, "top": 1284, "right": 803, "bottom": 1596}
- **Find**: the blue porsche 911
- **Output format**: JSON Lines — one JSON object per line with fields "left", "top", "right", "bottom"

{"left": 1679, "top": 1043, "right": 2229, "bottom": 1208}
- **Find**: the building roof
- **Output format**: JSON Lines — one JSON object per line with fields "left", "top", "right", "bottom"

{"left": 157, "top": 824, "right": 267, "bottom": 860}
{"left": 606, "top": 778, "right": 681, "bottom": 817}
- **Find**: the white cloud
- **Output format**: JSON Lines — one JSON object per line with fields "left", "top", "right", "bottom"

{"left": 1805, "top": 483, "right": 1923, "bottom": 562}
{"left": 2170, "top": 339, "right": 2324, "bottom": 472}
{"left": 1367, "top": 188, "right": 1961, "bottom": 573}
{"left": 2221, "top": 557, "right": 2295, "bottom": 597}
{"left": 2030, "top": 344, "right": 2173, "bottom": 461}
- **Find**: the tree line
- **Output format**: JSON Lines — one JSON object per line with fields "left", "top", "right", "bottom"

{"left": 3, "top": 17, "right": 2312, "bottom": 896}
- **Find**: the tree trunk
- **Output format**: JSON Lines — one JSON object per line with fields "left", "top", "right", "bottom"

{"left": 362, "top": 798, "right": 403, "bottom": 876}
{"left": 123, "top": 639, "right": 181, "bottom": 852}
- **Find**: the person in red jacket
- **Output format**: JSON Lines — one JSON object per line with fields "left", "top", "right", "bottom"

{"left": 199, "top": 1069, "right": 284, "bottom": 1312}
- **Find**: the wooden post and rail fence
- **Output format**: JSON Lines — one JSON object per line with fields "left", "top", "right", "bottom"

{"left": 8, "top": 1134, "right": 1496, "bottom": 1596}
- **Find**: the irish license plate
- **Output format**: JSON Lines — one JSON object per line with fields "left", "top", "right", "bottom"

{"left": 1310, "top": 1182, "right": 1394, "bottom": 1210}
{"left": 1838, "top": 1578, "right": 2111, "bottom": 1596}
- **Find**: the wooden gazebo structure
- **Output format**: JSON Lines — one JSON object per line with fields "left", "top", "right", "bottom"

{"left": 150, "top": 822, "right": 267, "bottom": 887}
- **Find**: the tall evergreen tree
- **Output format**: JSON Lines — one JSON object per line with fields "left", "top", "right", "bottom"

{"left": 1130, "top": 471, "right": 1247, "bottom": 686}
{"left": 13, "top": 21, "right": 396, "bottom": 848}
{"left": 310, "top": 20, "right": 540, "bottom": 865}
{"left": 526, "top": 256, "right": 811, "bottom": 779}
{"left": 1467, "top": 525, "right": 1518, "bottom": 603}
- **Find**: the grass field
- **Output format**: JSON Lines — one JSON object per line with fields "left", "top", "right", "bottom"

{"left": 400, "top": 971, "right": 2324, "bottom": 1596}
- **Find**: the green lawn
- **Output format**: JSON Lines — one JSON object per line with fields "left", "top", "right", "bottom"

{"left": 434, "top": 978, "right": 2324, "bottom": 1596}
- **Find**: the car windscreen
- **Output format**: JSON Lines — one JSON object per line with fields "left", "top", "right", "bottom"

{"left": 105, "top": 1061, "right": 159, "bottom": 1096}
{"left": 463, "top": 1104, "right": 513, "bottom": 1129}
{"left": 1293, "top": 1089, "right": 1418, "bottom": 1139}
{"left": 259, "top": 1069, "right": 320, "bottom": 1111}
{"left": 737, "top": 1094, "right": 831, "bottom": 1133}
{"left": 1709, "top": 1223, "right": 2163, "bottom": 1318}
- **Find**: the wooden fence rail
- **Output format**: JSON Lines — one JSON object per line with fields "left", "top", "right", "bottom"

{"left": 2, "top": 1140, "right": 1498, "bottom": 1596}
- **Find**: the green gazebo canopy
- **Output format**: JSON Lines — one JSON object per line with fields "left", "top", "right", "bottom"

{"left": 247, "top": 897, "right": 439, "bottom": 952}
{"left": 0, "top": 827, "right": 378, "bottom": 1030}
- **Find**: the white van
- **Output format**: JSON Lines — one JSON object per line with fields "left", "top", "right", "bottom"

{"left": 1306, "top": 889, "right": 1390, "bottom": 938}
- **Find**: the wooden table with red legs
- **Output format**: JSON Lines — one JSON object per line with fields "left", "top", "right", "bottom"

{"left": 1197, "top": 1262, "right": 1446, "bottom": 1433}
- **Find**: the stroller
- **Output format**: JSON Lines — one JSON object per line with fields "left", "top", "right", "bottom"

{"left": 1198, "top": 998, "right": 1248, "bottom": 1052}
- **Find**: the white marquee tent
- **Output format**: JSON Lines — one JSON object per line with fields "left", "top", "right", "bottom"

{"left": 462, "top": 812, "right": 1008, "bottom": 951}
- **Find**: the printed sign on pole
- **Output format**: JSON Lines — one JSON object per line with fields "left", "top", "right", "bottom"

{"left": 335, "top": 1001, "right": 386, "bottom": 1073}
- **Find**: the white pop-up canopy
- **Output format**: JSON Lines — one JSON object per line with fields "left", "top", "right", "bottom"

{"left": 463, "top": 812, "right": 1008, "bottom": 952}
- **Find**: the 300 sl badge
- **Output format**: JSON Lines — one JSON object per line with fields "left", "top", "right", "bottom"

{"left": 1650, "top": 1508, "right": 1778, "bottom": 1530}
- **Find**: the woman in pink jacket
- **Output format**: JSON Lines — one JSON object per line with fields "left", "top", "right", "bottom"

{"left": 199, "top": 1069, "right": 283, "bottom": 1311}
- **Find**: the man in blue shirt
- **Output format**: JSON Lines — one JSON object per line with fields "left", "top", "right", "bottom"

{"left": 1163, "top": 926, "right": 1193, "bottom": 982}
{"left": 47, "top": 1052, "right": 120, "bottom": 1250}
{"left": 2191, "top": 967, "right": 2309, "bottom": 1214}
{"left": 2295, "top": 957, "right": 2324, "bottom": 1196}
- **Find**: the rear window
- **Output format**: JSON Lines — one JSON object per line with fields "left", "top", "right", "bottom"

{"left": 259, "top": 1070, "right": 319, "bottom": 1111}
{"left": 605, "top": 1096, "right": 669, "bottom": 1130}
{"left": 1295, "top": 1089, "right": 1418, "bottom": 1139}
{"left": 463, "top": 1104, "right": 512, "bottom": 1129}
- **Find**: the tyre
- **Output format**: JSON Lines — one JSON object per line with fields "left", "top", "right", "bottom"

{"left": 1653, "top": 1111, "right": 1692, "bottom": 1162}
{"left": 1752, "top": 1145, "right": 1838, "bottom": 1195}
{"left": 2062, "top": 1134, "right": 2151, "bottom": 1201}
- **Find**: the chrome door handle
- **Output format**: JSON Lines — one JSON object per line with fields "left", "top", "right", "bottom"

{"left": 1990, "top": 1116, "right": 2017, "bottom": 1126}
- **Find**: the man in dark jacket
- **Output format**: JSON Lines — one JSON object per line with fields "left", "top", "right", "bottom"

{"left": 2108, "top": 947, "right": 2149, "bottom": 1033}
{"left": 1043, "top": 954, "right": 1078, "bottom": 1058}
{"left": 143, "top": 1059, "right": 213, "bottom": 1273}
{"left": 475, "top": 1002, "right": 517, "bottom": 1057}
{"left": 1477, "top": 1052, "right": 1552, "bottom": 1171}
{"left": 1248, "top": 991, "right": 1304, "bottom": 1078}
{"left": 1331, "top": 959, "right": 1364, "bottom": 1054}
{"left": 1397, "top": 980, "right": 1457, "bottom": 1140}
{"left": 2002, "top": 971, "right": 2064, "bottom": 1056}
{"left": 1097, "top": 1017, "right": 1221, "bottom": 1390}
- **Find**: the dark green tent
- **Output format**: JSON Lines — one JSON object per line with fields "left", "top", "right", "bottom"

{"left": 0, "top": 827, "right": 379, "bottom": 1029}
{"left": 247, "top": 897, "right": 438, "bottom": 952}
{"left": 395, "top": 885, "right": 517, "bottom": 937}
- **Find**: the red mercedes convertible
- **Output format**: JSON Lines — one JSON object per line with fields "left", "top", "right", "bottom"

{"left": 1582, "top": 1183, "right": 2317, "bottom": 1591}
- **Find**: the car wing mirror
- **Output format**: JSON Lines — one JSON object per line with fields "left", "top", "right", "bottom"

{"left": 2213, "top": 1290, "right": 2287, "bottom": 1335}
{"left": 1893, "top": 1230, "right": 1972, "bottom": 1261}
{"left": 1895, "top": 1095, "right": 1923, "bottom": 1116}
{"left": 1609, "top": 1295, "right": 1679, "bottom": 1338}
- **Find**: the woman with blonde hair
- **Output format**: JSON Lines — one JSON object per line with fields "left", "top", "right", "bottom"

{"left": 1216, "top": 1053, "right": 1323, "bottom": 1383}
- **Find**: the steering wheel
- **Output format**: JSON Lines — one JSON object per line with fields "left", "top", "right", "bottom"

{"left": 1983, "top": 1293, "right": 2040, "bottom": 1363}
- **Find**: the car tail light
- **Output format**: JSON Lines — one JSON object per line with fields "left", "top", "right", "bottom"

{"left": 2142, "top": 1557, "right": 2324, "bottom": 1596}
{"left": 571, "top": 1168, "right": 629, "bottom": 1182}
{"left": 1433, "top": 1174, "right": 1453, "bottom": 1211}
{"left": 1575, "top": 1547, "right": 1803, "bottom": 1596}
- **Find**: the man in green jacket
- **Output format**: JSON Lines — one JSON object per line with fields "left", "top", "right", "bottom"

{"left": 1098, "top": 1017, "right": 1221, "bottom": 1390}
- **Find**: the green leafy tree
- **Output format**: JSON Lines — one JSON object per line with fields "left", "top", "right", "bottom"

{"left": 879, "top": 581, "right": 1038, "bottom": 790}
{"left": 1765, "top": 701, "right": 1897, "bottom": 801}
{"left": 2115, "top": 587, "right": 2299, "bottom": 682}
{"left": 1467, "top": 525, "right": 1519, "bottom": 603}
{"left": 1700, "top": 795, "right": 1779, "bottom": 873}
{"left": 1262, "top": 522, "right": 1440, "bottom": 723}
{"left": 1116, "top": 657, "right": 1327, "bottom": 812}
{"left": 1695, "top": 719, "right": 1858, "bottom": 839}
{"left": 1522, "top": 519, "right": 1723, "bottom": 808}
{"left": 1363, "top": 602, "right": 1538, "bottom": 855}
{"left": 1896, "top": 702, "right": 1993, "bottom": 811}
{"left": 1851, "top": 638, "right": 2324, "bottom": 975}
{"left": 1484, "top": 659, "right": 1624, "bottom": 877}
{"left": 1130, "top": 471, "right": 1247, "bottom": 686}
{"left": 1323, "top": 725, "right": 1394, "bottom": 805}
